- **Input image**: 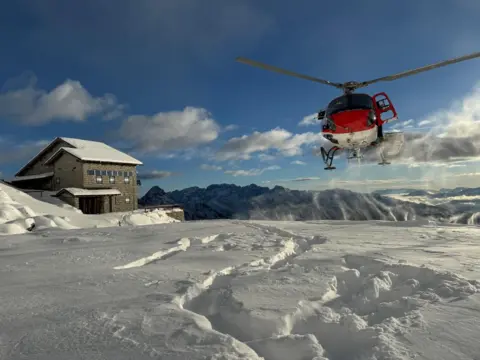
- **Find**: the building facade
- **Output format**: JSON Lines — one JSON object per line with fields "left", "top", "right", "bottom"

{"left": 10, "top": 137, "right": 143, "bottom": 214}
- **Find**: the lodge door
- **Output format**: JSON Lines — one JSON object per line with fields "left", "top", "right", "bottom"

{"left": 79, "top": 196, "right": 103, "bottom": 214}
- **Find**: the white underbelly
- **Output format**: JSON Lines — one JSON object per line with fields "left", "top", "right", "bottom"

{"left": 331, "top": 127, "right": 377, "bottom": 149}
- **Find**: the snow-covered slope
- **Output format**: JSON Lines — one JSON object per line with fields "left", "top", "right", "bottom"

{"left": 376, "top": 187, "right": 480, "bottom": 225}
{"left": 1, "top": 219, "right": 479, "bottom": 359}
{"left": 140, "top": 184, "right": 455, "bottom": 222}
{"left": 0, "top": 182, "right": 180, "bottom": 235}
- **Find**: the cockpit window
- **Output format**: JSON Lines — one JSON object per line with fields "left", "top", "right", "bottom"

{"left": 327, "top": 94, "right": 373, "bottom": 116}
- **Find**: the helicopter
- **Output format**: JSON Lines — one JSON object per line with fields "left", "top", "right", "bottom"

{"left": 236, "top": 51, "right": 480, "bottom": 170}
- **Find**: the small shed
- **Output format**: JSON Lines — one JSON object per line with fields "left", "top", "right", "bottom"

{"left": 55, "top": 188, "right": 121, "bottom": 214}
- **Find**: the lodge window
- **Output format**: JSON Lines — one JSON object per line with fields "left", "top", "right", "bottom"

{"left": 96, "top": 176, "right": 103, "bottom": 184}
{"left": 55, "top": 177, "right": 60, "bottom": 184}
{"left": 125, "top": 197, "right": 130, "bottom": 203}
{"left": 88, "top": 169, "right": 135, "bottom": 182}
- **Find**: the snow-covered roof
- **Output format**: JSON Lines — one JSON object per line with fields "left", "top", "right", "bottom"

{"left": 39, "top": 137, "right": 142, "bottom": 166}
{"left": 55, "top": 188, "right": 122, "bottom": 197}
{"left": 10, "top": 172, "right": 54, "bottom": 182}
{"left": 16, "top": 137, "right": 143, "bottom": 176}
{"left": 45, "top": 146, "right": 142, "bottom": 166}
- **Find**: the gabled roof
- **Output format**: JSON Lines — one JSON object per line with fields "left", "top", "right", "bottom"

{"left": 16, "top": 137, "right": 142, "bottom": 176}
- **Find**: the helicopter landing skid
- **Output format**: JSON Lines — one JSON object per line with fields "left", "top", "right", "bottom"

{"left": 377, "top": 146, "right": 391, "bottom": 166}
{"left": 321, "top": 146, "right": 340, "bottom": 170}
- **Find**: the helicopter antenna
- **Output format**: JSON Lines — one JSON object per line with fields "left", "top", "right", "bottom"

{"left": 236, "top": 51, "right": 480, "bottom": 94}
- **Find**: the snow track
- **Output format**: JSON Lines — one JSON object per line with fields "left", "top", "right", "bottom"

{"left": 112, "top": 222, "right": 479, "bottom": 360}
{"left": 100, "top": 222, "right": 480, "bottom": 359}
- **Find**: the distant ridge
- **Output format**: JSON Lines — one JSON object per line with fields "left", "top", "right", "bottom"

{"left": 139, "top": 183, "right": 459, "bottom": 222}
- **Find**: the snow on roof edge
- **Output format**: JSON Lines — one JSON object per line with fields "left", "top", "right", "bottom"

{"left": 44, "top": 147, "right": 143, "bottom": 166}
{"left": 11, "top": 172, "right": 55, "bottom": 182}
{"left": 56, "top": 188, "right": 122, "bottom": 197}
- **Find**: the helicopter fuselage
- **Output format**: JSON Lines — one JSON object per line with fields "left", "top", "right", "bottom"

{"left": 321, "top": 108, "right": 378, "bottom": 149}
{"left": 319, "top": 92, "right": 397, "bottom": 150}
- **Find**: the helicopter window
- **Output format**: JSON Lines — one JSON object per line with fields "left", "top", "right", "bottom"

{"left": 327, "top": 94, "right": 373, "bottom": 115}
{"left": 376, "top": 98, "right": 390, "bottom": 110}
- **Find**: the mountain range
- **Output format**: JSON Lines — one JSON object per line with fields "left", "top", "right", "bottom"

{"left": 139, "top": 184, "right": 480, "bottom": 224}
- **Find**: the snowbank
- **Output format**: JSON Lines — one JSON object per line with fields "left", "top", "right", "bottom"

{"left": 0, "top": 183, "right": 179, "bottom": 235}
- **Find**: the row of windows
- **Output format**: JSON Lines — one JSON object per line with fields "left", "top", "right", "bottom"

{"left": 87, "top": 170, "right": 134, "bottom": 177}
{"left": 96, "top": 176, "right": 130, "bottom": 184}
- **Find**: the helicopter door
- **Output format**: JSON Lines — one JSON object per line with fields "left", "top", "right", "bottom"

{"left": 373, "top": 92, "right": 398, "bottom": 125}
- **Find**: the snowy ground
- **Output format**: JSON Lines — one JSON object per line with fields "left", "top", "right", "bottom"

{"left": 1, "top": 218, "right": 479, "bottom": 360}
{"left": 0, "top": 183, "right": 181, "bottom": 235}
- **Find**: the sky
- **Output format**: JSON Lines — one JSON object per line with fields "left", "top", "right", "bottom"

{"left": 0, "top": 0, "right": 479, "bottom": 196}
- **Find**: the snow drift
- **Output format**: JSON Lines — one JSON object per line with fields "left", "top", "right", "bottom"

{"left": 0, "top": 182, "right": 179, "bottom": 235}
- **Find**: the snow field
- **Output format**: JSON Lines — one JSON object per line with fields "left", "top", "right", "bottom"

{"left": 1, "top": 182, "right": 480, "bottom": 359}
{"left": 0, "top": 183, "right": 179, "bottom": 235}
{"left": 106, "top": 221, "right": 480, "bottom": 360}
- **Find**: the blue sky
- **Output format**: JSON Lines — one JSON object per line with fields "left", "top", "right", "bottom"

{"left": 0, "top": 0, "right": 479, "bottom": 195}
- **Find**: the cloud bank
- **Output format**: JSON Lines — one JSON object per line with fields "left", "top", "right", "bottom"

{"left": 118, "top": 107, "right": 220, "bottom": 154}
{"left": 216, "top": 128, "right": 324, "bottom": 161}
{"left": 0, "top": 73, "right": 123, "bottom": 125}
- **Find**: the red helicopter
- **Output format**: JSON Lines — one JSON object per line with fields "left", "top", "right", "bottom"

{"left": 236, "top": 51, "right": 480, "bottom": 170}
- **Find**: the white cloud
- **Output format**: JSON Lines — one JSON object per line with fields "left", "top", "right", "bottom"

{"left": 418, "top": 119, "right": 433, "bottom": 126}
{"left": 392, "top": 118, "right": 415, "bottom": 130}
{"left": 200, "top": 164, "right": 223, "bottom": 171}
{"left": 224, "top": 124, "right": 238, "bottom": 131}
{"left": 0, "top": 74, "right": 123, "bottom": 125}
{"left": 410, "top": 83, "right": 480, "bottom": 140}
{"left": 137, "top": 170, "right": 175, "bottom": 179}
{"left": 224, "top": 165, "right": 280, "bottom": 177}
{"left": 258, "top": 153, "right": 276, "bottom": 162}
{"left": 291, "top": 160, "right": 306, "bottom": 165}
{"left": 217, "top": 127, "right": 324, "bottom": 161}
{"left": 298, "top": 113, "right": 321, "bottom": 127}
{"left": 119, "top": 107, "right": 220, "bottom": 154}
{"left": 263, "top": 176, "right": 321, "bottom": 184}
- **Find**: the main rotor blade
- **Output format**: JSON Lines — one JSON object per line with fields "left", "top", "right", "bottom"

{"left": 236, "top": 57, "right": 343, "bottom": 88}
{"left": 361, "top": 51, "right": 480, "bottom": 86}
